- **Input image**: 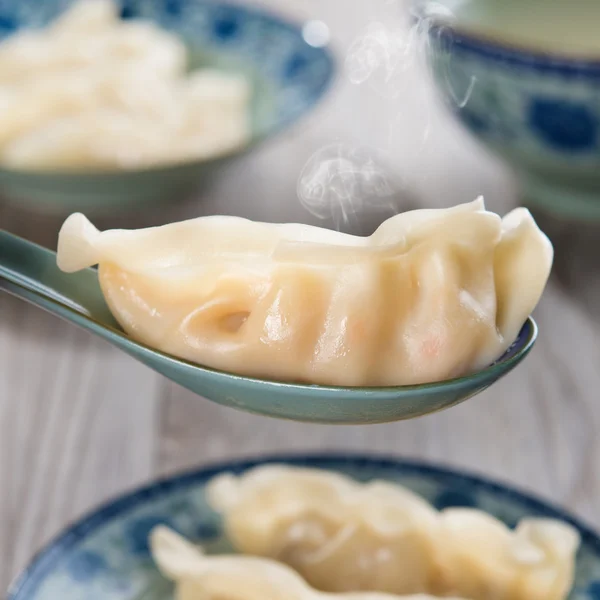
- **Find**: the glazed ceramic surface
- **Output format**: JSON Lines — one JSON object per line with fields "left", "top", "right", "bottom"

{"left": 1, "top": 229, "right": 538, "bottom": 425}
{"left": 424, "top": 0, "right": 600, "bottom": 220}
{"left": 0, "top": 0, "right": 335, "bottom": 211}
{"left": 8, "top": 454, "right": 600, "bottom": 600}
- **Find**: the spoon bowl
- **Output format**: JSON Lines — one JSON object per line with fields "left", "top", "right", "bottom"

{"left": 0, "top": 229, "right": 537, "bottom": 424}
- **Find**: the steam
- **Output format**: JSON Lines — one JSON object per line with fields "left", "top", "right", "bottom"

{"left": 345, "top": 3, "right": 474, "bottom": 106}
{"left": 418, "top": 0, "right": 476, "bottom": 108}
{"left": 297, "top": 1, "right": 473, "bottom": 231}
{"left": 345, "top": 21, "right": 425, "bottom": 99}
{"left": 297, "top": 143, "right": 399, "bottom": 231}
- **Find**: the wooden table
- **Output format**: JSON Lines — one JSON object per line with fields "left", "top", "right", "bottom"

{"left": 1, "top": 0, "right": 600, "bottom": 591}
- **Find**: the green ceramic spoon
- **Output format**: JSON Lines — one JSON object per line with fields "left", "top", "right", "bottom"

{"left": 0, "top": 229, "right": 537, "bottom": 424}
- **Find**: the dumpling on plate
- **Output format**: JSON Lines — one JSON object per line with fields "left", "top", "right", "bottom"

{"left": 206, "top": 465, "right": 444, "bottom": 595}
{"left": 149, "top": 525, "right": 468, "bottom": 600}
{"left": 206, "top": 465, "right": 580, "bottom": 600}
{"left": 56, "top": 198, "right": 552, "bottom": 387}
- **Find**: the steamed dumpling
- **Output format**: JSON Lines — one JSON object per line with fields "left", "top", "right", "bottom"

{"left": 150, "top": 526, "right": 468, "bottom": 600}
{"left": 206, "top": 466, "right": 445, "bottom": 595}
{"left": 206, "top": 465, "right": 579, "bottom": 600}
{"left": 56, "top": 198, "right": 552, "bottom": 386}
{"left": 0, "top": 0, "right": 250, "bottom": 170}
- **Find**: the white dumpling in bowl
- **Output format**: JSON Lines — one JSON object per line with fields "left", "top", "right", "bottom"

{"left": 205, "top": 465, "right": 580, "bottom": 600}
{"left": 0, "top": 0, "right": 186, "bottom": 84}
{"left": 1, "top": 69, "right": 249, "bottom": 170}
{"left": 149, "top": 526, "right": 468, "bottom": 600}
{"left": 173, "top": 69, "right": 252, "bottom": 159}
{"left": 0, "top": 0, "right": 118, "bottom": 84}
{"left": 56, "top": 198, "right": 552, "bottom": 387}
{"left": 2, "top": 110, "right": 175, "bottom": 170}
{"left": 0, "top": 0, "right": 252, "bottom": 169}
{"left": 0, "top": 67, "right": 181, "bottom": 152}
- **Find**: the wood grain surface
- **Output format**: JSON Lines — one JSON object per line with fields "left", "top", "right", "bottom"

{"left": 1, "top": 0, "right": 600, "bottom": 591}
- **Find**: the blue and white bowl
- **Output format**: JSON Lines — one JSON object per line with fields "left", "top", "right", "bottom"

{"left": 7, "top": 454, "right": 600, "bottom": 600}
{"left": 424, "top": 10, "right": 600, "bottom": 220}
{"left": 0, "top": 0, "right": 335, "bottom": 211}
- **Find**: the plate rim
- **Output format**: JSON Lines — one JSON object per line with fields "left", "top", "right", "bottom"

{"left": 8, "top": 452, "right": 600, "bottom": 599}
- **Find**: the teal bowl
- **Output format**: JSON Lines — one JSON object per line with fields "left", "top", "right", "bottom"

{"left": 0, "top": 0, "right": 335, "bottom": 212}
{"left": 422, "top": 0, "right": 600, "bottom": 220}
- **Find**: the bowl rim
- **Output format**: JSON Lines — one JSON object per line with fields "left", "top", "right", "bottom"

{"left": 421, "top": 14, "right": 600, "bottom": 75}
{"left": 0, "top": 0, "right": 337, "bottom": 179}
{"left": 7, "top": 452, "right": 600, "bottom": 600}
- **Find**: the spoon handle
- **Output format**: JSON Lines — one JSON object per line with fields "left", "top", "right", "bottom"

{"left": 0, "top": 229, "right": 115, "bottom": 323}
{"left": 0, "top": 229, "right": 67, "bottom": 296}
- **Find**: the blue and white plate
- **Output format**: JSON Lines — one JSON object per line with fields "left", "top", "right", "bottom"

{"left": 9, "top": 454, "right": 600, "bottom": 600}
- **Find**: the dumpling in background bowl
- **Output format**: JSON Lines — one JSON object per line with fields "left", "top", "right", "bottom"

{"left": 150, "top": 526, "right": 470, "bottom": 600}
{"left": 0, "top": 0, "right": 334, "bottom": 210}
{"left": 0, "top": 0, "right": 251, "bottom": 171}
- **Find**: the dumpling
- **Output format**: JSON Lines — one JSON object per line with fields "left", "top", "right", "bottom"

{"left": 0, "top": 0, "right": 186, "bottom": 84}
{"left": 206, "top": 465, "right": 445, "bottom": 595}
{"left": 437, "top": 509, "right": 580, "bottom": 599}
{"left": 0, "top": 63, "right": 182, "bottom": 145}
{"left": 0, "top": 69, "right": 250, "bottom": 169}
{"left": 149, "top": 525, "right": 468, "bottom": 600}
{"left": 0, "top": 0, "right": 250, "bottom": 170}
{"left": 56, "top": 198, "right": 552, "bottom": 387}
{"left": 206, "top": 465, "right": 580, "bottom": 600}
{"left": 3, "top": 111, "right": 173, "bottom": 170}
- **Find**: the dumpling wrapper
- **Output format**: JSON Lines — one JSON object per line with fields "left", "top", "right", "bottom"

{"left": 0, "top": 0, "right": 250, "bottom": 170}
{"left": 56, "top": 198, "right": 553, "bottom": 386}
{"left": 206, "top": 465, "right": 580, "bottom": 600}
{"left": 0, "top": 0, "right": 187, "bottom": 84}
{"left": 149, "top": 525, "right": 468, "bottom": 600}
{"left": 1, "top": 69, "right": 250, "bottom": 170}
{"left": 206, "top": 465, "right": 444, "bottom": 594}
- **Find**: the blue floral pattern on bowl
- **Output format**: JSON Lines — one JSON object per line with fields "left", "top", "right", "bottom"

{"left": 65, "top": 551, "right": 109, "bottom": 584}
{"left": 429, "top": 29, "right": 600, "bottom": 156}
{"left": 8, "top": 454, "right": 600, "bottom": 600}
{"left": 527, "top": 98, "right": 598, "bottom": 152}
{"left": 426, "top": 23, "right": 600, "bottom": 219}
